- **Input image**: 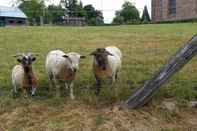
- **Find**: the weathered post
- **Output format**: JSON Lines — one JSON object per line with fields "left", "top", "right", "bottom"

{"left": 123, "top": 34, "right": 197, "bottom": 109}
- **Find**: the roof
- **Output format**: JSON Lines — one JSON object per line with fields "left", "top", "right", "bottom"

{"left": 0, "top": 6, "right": 27, "bottom": 19}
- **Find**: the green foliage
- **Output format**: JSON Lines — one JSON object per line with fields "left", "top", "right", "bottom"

{"left": 18, "top": 0, "right": 103, "bottom": 26}
{"left": 112, "top": 11, "right": 124, "bottom": 25}
{"left": 113, "top": 1, "right": 140, "bottom": 24}
{"left": 61, "top": 0, "right": 85, "bottom": 17}
{"left": 83, "top": 4, "right": 104, "bottom": 25}
{"left": 46, "top": 5, "right": 64, "bottom": 24}
{"left": 18, "top": 0, "right": 45, "bottom": 25}
{"left": 141, "top": 6, "right": 151, "bottom": 23}
{"left": 19, "top": 0, "right": 65, "bottom": 25}
{"left": 59, "top": 1, "right": 104, "bottom": 25}
{"left": 121, "top": 1, "right": 140, "bottom": 22}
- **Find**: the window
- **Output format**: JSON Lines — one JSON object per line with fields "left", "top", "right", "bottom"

{"left": 9, "top": 20, "right": 14, "bottom": 24}
{"left": 196, "top": 0, "right": 197, "bottom": 13}
{"left": 17, "top": 21, "right": 23, "bottom": 24}
{"left": 169, "top": 0, "right": 176, "bottom": 15}
{"left": 160, "top": 0, "right": 163, "bottom": 18}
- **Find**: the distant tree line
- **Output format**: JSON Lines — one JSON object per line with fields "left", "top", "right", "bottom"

{"left": 17, "top": 0, "right": 150, "bottom": 25}
{"left": 17, "top": 0, "right": 104, "bottom": 26}
{"left": 112, "top": 1, "right": 151, "bottom": 25}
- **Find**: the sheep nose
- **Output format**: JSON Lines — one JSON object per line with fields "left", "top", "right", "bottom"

{"left": 73, "top": 68, "right": 77, "bottom": 73}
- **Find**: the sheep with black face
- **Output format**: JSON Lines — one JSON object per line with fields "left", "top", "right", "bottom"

{"left": 11, "top": 53, "right": 38, "bottom": 97}
{"left": 45, "top": 50, "right": 85, "bottom": 99}
{"left": 90, "top": 46, "right": 122, "bottom": 95}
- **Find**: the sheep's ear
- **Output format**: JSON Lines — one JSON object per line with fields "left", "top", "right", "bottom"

{"left": 106, "top": 51, "right": 113, "bottom": 56}
{"left": 90, "top": 51, "right": 96, "bottom": 56}
{"left": 17, "top": 58, "right": 22, "bottom": 63}
{"left": 62, "top": 55, "right": 69, "bottom": 58}
{"left": 32, "top": 57, "right": 36, "bottom": 61}
{"left": 80, "top": 55, "right": 86, "bottom": 59}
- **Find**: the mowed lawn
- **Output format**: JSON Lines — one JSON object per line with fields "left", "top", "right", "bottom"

{"left": 0, "top": 23, "right": 197, "bottom": 130}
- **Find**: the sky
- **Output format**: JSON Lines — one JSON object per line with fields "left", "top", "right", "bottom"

{"left": 0, "top": 0, "right": 151, "bottom": 23}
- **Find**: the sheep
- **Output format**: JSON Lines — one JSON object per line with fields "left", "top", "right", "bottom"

{"left": 90, "top": 46, "right": 122, "bottom": 95}
{"left": 45, "top": 50, "right": 85, "bottom": 99}
{"left": 11, "top": 53, "right": 38, "bottom": 98}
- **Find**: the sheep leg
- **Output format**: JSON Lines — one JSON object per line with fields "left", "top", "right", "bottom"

{"left": 54, "top": 78, "right": 61, "bottom": 98}
{"left": 108, "top": 73, "right": 116, "bottom": 85}
{"left": 48, "top": 74, "right": 54, "bottom": 93}
{"left": 63, "top": 82, "right": 69, "bottom": 96}
{"left": 65, "top": 83, "right": 69, "bottom": 89}
{"left": 22, "top": 88, "right": 28, "bottom": 98}
{"left": 115, "top": 71, "right": 119, "bottom": 80}
{"left": 12, "top": 84, "right": 18, "bottom": 98}
{"left": 108, "top": 77, "right": 113, "bottom": 85}
{"left": 13, "top": 85, "right": 17, "bottom": 94}
{"left": 12, "top": 90, "right": 17, "bottom": 98}
{"left": 31, "top": 86, "right": 37, "bottom": 96}
{"left": 95, "top": 76, "right": 101, "bottom": 95}
{"left": 69, "top": 82, "right": 75, "bottom": 100}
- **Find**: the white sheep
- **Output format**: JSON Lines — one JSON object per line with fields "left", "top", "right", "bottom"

{"left": 45, "top": 50, "right": 85, "bottom": 99}
{"left": 90, "top": 46, "right": 122, "bottom": 95}
{"left": 11, "top": 53, "right": 38, "bottom": 97}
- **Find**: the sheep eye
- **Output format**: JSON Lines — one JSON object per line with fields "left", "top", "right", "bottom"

{"left": 66, "top": 57, "right": 72, "bottom": 64}
{"left": 31, "top": 57, "right": 36, "bottom": 61}
{"left": 23, "top": 57, "right": 27, "bottom": 61}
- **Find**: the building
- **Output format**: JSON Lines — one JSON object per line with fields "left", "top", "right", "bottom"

{"left": 152, "top": 0, "right": 197, "bottom": 22}
{"left": 0, "top": 6, "right": 27, "bottom": 26}
{"left": 63, "top": 17, "right": 86, "bottom": 26}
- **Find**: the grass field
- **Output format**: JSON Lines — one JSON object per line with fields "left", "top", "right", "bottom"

{"left": 0, "top": 23, "right": 197, "bottom": 130}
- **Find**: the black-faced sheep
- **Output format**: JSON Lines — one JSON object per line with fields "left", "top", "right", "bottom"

{"left": 90, "top": 46, "right": 122, "bottom": 95}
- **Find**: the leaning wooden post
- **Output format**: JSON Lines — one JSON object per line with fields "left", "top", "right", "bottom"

{"left": 123, "top": 34, "right": 197, "bottom": 109}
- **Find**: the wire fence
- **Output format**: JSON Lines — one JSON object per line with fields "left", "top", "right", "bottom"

{"left": 0, "top": 22, "right": 196, "bottom": 103}
{"left": 0, "top": 1, "right": 197, "bottom": 102}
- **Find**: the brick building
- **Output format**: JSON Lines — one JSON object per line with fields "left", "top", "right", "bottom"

{"left": 152, "top": 0, "right": 197, "bottom": 22}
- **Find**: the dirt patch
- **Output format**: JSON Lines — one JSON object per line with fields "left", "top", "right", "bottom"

{"left": 0, "top": 100, "right": 197, "bottom": 131}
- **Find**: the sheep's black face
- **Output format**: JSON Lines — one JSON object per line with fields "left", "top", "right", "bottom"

{"left": 90, "top": 48, "right": 113, "bottom": 70}
{"left": 17, "top": 55, "right": 36, "bottom": 67}
{"left": 95, "top": 53, "right": 108, "bottom": 70}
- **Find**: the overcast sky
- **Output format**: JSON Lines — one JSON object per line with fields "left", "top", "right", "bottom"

{"left": 0, "top": 0, "right": 151, "bottom": 23}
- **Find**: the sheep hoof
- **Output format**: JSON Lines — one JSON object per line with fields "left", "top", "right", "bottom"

{"left": 12, "top": 93, "right": 17, "bottom": 99}
{"left": 31, "top": 94, "right": 35, "bottom": 97}
{"left": 12, "top": 90, "right": 17, "bottom": 98}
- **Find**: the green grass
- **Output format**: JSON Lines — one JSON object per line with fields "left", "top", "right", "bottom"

{"left": 1, "top": 23, "right": 197, "bottom": 130}
{"left": 0, "top": 23, "right": 197, "bottom": 105}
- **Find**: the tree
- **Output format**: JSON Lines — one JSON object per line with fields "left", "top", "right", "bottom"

{"left": 141, "top": 6, "right": 151, "bottom": 23}
{"left": 18, "top": 0, "right": 103, "bottom": 25}
{"left": 113, "top": 1, "right": 140, "bottom": 24}
{"left": 83, "top": 4, "right": 104, "bottom": 25}
{"left": 60, "top": 0, "right": 103, "bottom": 25}
{"left": 60, "top": 0, "right": 86, "bottom": 17}
{"left": 112, "top": 11, "right": 124, "bottom": 24}
{"left": 18, "top": 0, "right": 46, "bottom": 25}
{"left": 46, "top": 5, "right": 64, "bottom": 24}
{"left": 95, "top": 10, "right": 104, "bottom": 25}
